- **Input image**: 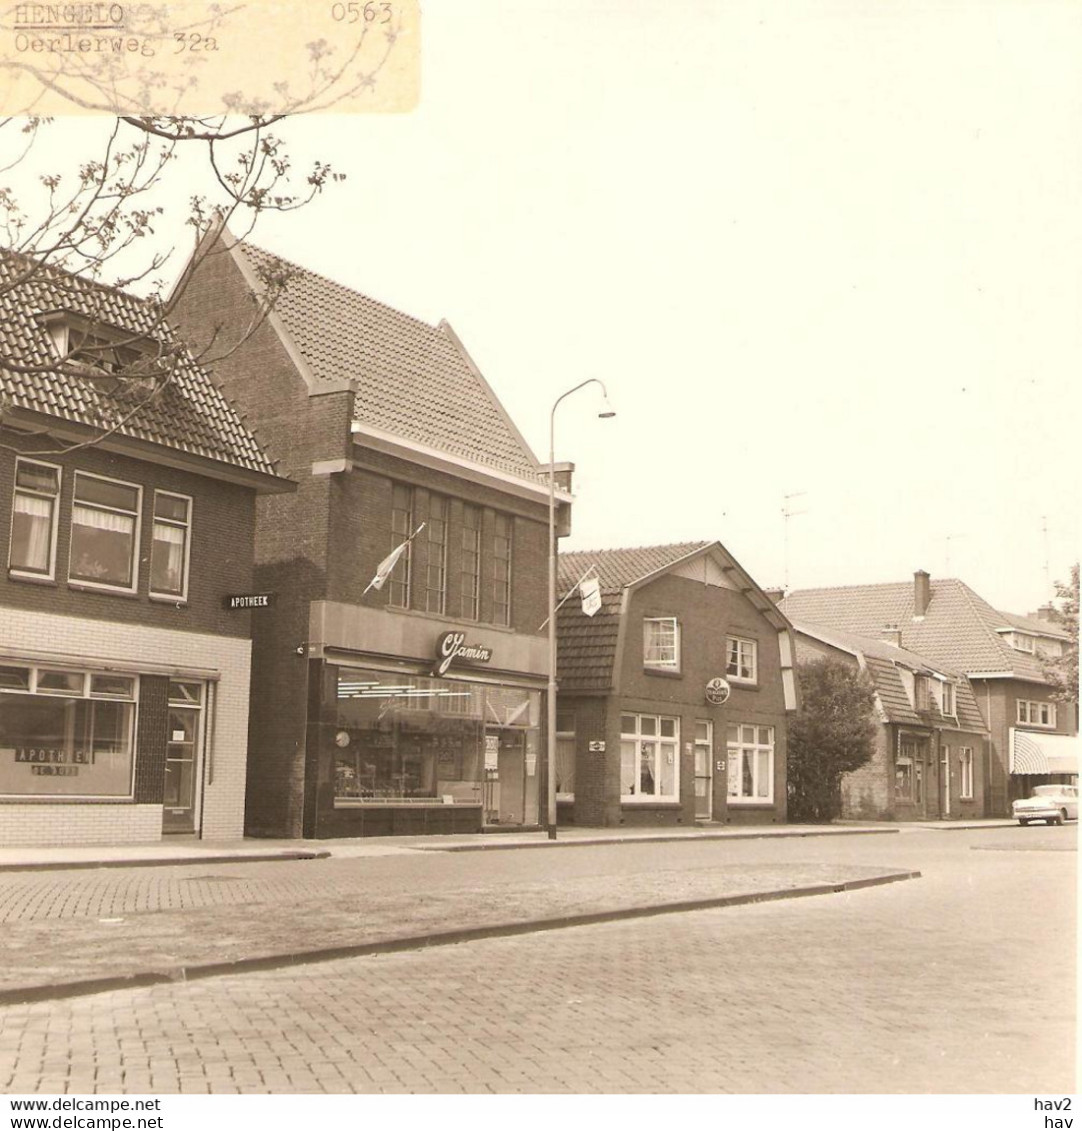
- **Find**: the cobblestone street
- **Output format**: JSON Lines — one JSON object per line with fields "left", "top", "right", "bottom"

{"left": 0, "top": 828, "right": 1074, "bottom": 1094}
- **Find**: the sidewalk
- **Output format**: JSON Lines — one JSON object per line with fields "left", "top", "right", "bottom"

{"left": 0, "top": 817, "right": 1018, "bottom": 872}
{"left": 0, "top": 822, "right": 940, "bottom": 1006}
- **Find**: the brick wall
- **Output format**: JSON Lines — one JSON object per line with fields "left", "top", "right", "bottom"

{"left": 0, "top": 440, "right": 256, "bottom": 639}
{"left": 0, "top": 608, "right": 252, "bottom": 846}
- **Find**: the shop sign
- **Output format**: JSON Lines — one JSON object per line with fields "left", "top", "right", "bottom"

{"left": 435, "top": 631, "right": 493, "bottom": 677}
{"left": 484, "top": 734, "right": 500, "bottom": 770}
{"left": 223, "top": 592, "right": 276, "bottom": 610}
{"left": 588, "top": 740, "right": 606, "bottom": 752}
{"left": 705, "top": 676, "right": 731, "bottom": 705}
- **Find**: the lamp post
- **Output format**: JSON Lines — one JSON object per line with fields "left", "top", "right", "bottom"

{"left": 547, "top": 379, "right": 615, "bottom": 840}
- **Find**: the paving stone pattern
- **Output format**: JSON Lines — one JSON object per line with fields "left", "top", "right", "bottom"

{"left": 0, "top": 835, "right": 1074, "bottom": 1095}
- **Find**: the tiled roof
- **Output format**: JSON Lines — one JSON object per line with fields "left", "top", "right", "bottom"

{"left": 236, "top": 243, "right": 543, "bottom": 483}
{"left": 0, "top": 253, "right": 277, "bottom": 477}
{"left": 780, "top": 578, "right": 1051, "bottom": 683}
{"left": 997, "top": 609, "right": 1070, "bottom": 640}
{"left": 792, "top": 619, "right": 987, "bottom": 734}
{"left": 556, "top": 543, "right": 711, "bottom": 691}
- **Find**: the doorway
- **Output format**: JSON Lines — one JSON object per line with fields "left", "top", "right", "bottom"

{"left": 163, "top": 680, "right": 205, "bottom": 834}
{"left": 694, "top": 720, "right": 714, "bottom": 820}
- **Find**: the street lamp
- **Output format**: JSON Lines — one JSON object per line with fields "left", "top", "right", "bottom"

{"left": 547, "top": 379, "right": 615, "bottom": 840}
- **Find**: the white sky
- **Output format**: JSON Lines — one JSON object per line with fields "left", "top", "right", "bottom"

{"left": 21, "top": 1, "right": 1082, "bottom": 615}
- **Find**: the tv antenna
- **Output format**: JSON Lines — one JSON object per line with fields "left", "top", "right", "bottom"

{"left": 782, "top": 491, "right": 807, "bottom": 593}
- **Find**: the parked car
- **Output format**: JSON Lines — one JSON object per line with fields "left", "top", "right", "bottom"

{"left": 1012, "top": 784, "right": 1078, "bottom": 826}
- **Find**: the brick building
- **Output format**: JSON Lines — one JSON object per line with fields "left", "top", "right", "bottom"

{"left": 0, "top": 253, "right": 291, "bottom": 847}
{"left": 781, "top": 571, "right": 1078, "bottom": 817}
{"left": 555, "top": 542, "right": 798, "bottom": 827}
{"left": 790, "top": 621, "right": 990, "bottom": 820}
{"left": 172, "top": 232, "right": 566, "bottom": 838}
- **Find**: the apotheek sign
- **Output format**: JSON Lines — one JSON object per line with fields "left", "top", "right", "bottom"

{"left": 223, "top": 592, "right": 276, "bottom": 610}
{"left": 435, "top": 631, "right": 493, "bottom": 676}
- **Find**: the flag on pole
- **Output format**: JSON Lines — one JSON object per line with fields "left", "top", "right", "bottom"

{"left": 580, "top": 575, "right": 602, "bottom": 617}
{"left": 364, "top": 523, "right": 426, "bottom": 594}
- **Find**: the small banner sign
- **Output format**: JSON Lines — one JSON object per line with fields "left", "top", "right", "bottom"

{"left": 223, "top": 592, "right": 276, "bottom": 610}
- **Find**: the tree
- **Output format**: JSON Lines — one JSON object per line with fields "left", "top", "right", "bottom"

{"left": 1042, "top": 563, "right": 1079, "bottom": 705}
{"left": 787, "top": 657, "right": 877, "bottom": 823}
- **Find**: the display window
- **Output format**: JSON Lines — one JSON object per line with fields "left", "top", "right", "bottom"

{"left": 332, "top": 666, "right": 540, "bottom": 814}
{"left": 0, "top": 664, "right": 138, "bottom": 798}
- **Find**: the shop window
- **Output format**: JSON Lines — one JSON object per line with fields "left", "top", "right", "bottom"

{"left": 726, "top": 724, "right": 774, "bottom": 803}
{"left": 460, "top": 504, "right": 481, "bottom": 621}
{"left": 150, "top": 491, "right": 192, "bottom": 600}
{"left": 726, "top": 636, "right": 758, "bottom": 684}
{"left": 423, "top": 495, "right": 448, "bottom": 615}
{"left": 69, "top": 472, "right": 141, "bottom": 591}
{"left": 620, "top": 713, "right": 679, "bottom": 801}
{"left": 492, "top": 512, "right": 512, "bottom": 627}
{"left": 9, "top": 459, "right": 61, "bottom": 579}
{"left": 387, "top": 483, "right": 413, "bottom": 609}
{"left": 643, "top": 617, "right": 680, "bottom": 672}
{"left": 1017, "top": 700, "right": 1056, "bottom": 728}
{"left": 959, "top": 747, "right": 974, "bottom": 800}
{"left": 0, "top": 665, "right": 138, "bottom": 798}
{"left": 555, "top": 711, "right": 576, "bottom": 800}
{"left": 332, "top": 666, "right": 540, "bottom": 811}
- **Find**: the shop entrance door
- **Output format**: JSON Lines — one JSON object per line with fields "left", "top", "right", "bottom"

{"left": 483, "top": 729, "right": 532, "bottom": 826}
{"left": 163, "top": 681, "right": 204, "bottom": 834}
{"left": 694, "top": 720, "right": 714, "bottom": 820}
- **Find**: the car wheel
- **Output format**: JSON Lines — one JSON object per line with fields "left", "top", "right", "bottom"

{"left": 1018, "top": 819, "right": 1029, "bottom": 826}
{"left": 1055, "top": 809, "right": 1067, "bottom": 826}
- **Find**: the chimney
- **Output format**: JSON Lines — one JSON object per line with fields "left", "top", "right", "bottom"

{"left": 881, "top": 623, "right": 902, "bottom": 647}
{"left": 1036, "top": 604, "right": 1056, "bottom": 623}
{"left": 913, "top": 570, "right": 931, "bottom": 619}
{"left": 763, "top": 588, "right": 785, "bottom": 605}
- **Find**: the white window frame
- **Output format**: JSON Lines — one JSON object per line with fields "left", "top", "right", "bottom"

{"left": 621, "top": 713, "right": 680, "bottom": 802}
{"left": 1010, "top": 632, "right": 1036, "bottom": 654}
{"left": 726, "top": 723, "right": 775, "bottom": 804}
{"left": 8, "top": 457, "right": 62, "bottom": 580}
{"left": 726, "top": 636, "right": 758, "bottom": 684}
{"left": 555, "top": 711, "right": 576, "bottom": 802}
{"left": 68, "top": 471, "right": 142, "bottom": 594}
{"left": 149, "top": 490, "right": 193, "bottom": 602}
{"left": 0, "top": 663, "right": 139, "bottom": 800}
{"left": 937, "top": 679, "right": 956, "bottom": 718}
{"left": 643, "top": 617, "right": 680, "bottom": 672}
{"left": 1016, "top": 699, "right": 1057, "bottom": 728}
{"left": 959, "top": 747, "right": 974, "bottom": 800}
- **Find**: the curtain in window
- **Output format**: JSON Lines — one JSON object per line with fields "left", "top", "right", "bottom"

{"left": 12, "top": 495, "right": 52, "bottom": 570}
{"left": 152, "top": 523, "right": 186, "bottom": 592}
{"left": 73, "top": 504, "right": 134, "bottom": 534}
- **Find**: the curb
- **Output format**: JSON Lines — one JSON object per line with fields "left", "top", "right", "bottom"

{"left": 422, "top": 827, "right": 902, "bottom": 852}
{"left": 0, "top": 850, "right": 331, "bottom": 874}
{"left": 0, "top": 869, "right": 920, "bottom": 1007}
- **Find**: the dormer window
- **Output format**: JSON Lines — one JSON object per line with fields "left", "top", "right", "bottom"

{"left": 937, "top": 679, "right": 956, "bottom": 718}
{"left": 914, "top": 674, "right": 931, "bottom": 712}
{"left": 1009, "top": 632, "right": 1036, "bottom": 654}
{"left": 38, "top": 311, "right": 156, "bottom": 381}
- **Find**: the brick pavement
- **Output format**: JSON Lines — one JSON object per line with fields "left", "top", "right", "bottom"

{"left": 0, "top": 831, "right": 1073, "bottom": 1094}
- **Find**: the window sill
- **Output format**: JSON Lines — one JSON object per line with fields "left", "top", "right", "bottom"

{"left": 7, "top": 572, "right": 58, "bottom": 587}
{"left": 149, "top": 593, "right": 189, "bottom": 607}
{"left": 334, "top": 798, "right": 483, "bottom": 809}
{"left": 68, "top": 582, "right": 140, "bottom": 600}
{"left": 726, "top": 798, "right": 776, "bottom": 807}
{"left": 383, "top": 604, "right": 517, "bottom": 634}
{"left": 727, "top": 678, "right": 760, "bottom": 690}
{"left": 642, "top": 667, "right": 682, "bottom": 679}
{"left": 620, "top": 799, "right": 681, "bottom": 808}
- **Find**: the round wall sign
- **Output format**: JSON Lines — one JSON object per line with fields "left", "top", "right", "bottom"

{"left": 334, "top": 730, "right": 351, "bottom": 748}
{"left": 705, "top": 677, "right": 731, "bottom": 705}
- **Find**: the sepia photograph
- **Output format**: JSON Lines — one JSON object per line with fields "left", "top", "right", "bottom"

{"left": 0, "top": 0, "right": 1077, "bottom": 1124}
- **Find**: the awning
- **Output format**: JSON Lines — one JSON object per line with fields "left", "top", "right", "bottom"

{"left": 1010, "top": 728, "right": 1079, "bottom": 775}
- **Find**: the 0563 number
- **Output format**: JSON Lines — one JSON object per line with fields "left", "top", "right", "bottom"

{"left": 331, "top": 2, "right": 393, "bottom": 23}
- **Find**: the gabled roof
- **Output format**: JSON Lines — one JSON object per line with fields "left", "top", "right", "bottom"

{"left": 557, "top": 541, "right": 791, "bottom": 692}
{"left": 0, "top": 252, "right": 280, "bottom": 483}
{"left": 790, "top": 618, "right": 987, "bottom": 734}
{"left": 996, "top": 609, "right": 1070, "bottom": 640}
{"left": 780, "top": 577, "right": 1053, "bottom": 683}
{"left": 233, "top": 242, "right": 544, "bottom": 483}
